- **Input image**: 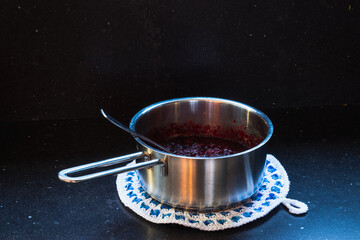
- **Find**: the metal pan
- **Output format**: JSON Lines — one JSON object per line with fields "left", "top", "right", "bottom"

{"left": 58, "top": 97, "right": 273, "bottom": 212}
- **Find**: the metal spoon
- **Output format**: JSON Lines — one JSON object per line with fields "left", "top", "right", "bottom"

{"left": 100, "top": 109, "right": 170, "bottom": 153}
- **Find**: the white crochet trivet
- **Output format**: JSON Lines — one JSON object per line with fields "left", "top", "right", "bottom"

{"left": 116, "top": 154, "right": 308, "bottom": 231}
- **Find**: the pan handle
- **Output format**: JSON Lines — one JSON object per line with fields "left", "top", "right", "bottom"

{"left": 58, "top": 152, "right": 165, "bottom": 183}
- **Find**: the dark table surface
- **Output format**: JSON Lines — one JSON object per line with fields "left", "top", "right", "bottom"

{"left": 1, "top": 105, "right": 359, "bottom": 240}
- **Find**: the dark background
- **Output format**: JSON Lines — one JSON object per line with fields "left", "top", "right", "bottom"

{"left": 1, "top": 0, "right": 359, "bottom": 122}
{"left": 1, "top": 0, "right": 360, "bottom": 239}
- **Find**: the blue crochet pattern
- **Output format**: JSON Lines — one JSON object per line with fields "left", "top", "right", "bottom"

{"left": 116, "top": 154, "right": 291, "bottom": 231}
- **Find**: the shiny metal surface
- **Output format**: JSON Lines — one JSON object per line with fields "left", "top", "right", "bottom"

{"left": 130, "top": 97, "right": 273, "bottom": 211}
{"left": 58, "top": 152, "right": 164, "bottom": 183}
{"left": 58, "top": 97, "right": 273, "bottom": 211}
{"left": 100, "top": 109, "right": 170, "bottom": 153}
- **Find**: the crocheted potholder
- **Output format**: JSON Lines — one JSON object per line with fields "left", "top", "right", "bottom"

{"left": 116, "top": 154, "right": 308, "bottom": 231}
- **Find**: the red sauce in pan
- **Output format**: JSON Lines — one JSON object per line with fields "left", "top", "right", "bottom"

{"left": 149, "top": 120, "right": 263, "bottom": 158}
{"left": 161, "top": 136, "right": 250, "bottom": 157}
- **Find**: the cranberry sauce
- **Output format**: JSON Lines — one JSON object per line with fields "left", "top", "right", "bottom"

{"left": 161, "top": 135, "right": 250, "bottom": 157}
{"left": 147, "top": 120, "right": 264, "bottom": 157}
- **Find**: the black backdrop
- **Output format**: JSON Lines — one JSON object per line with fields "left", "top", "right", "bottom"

{"left": 1, "top": 0, "right": 359, "bottom": 122}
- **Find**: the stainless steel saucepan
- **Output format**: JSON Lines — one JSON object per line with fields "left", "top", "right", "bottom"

{"left": 58, "top": 97, "right": 273, "bottom": 212}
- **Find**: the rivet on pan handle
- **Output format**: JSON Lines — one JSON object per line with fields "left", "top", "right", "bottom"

{"left": 58, "top": 151, "right": 165, "bottom": 183}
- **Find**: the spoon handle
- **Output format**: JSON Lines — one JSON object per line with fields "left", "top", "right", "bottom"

{"left": 100, "top": 109, "right": 170, "bottom": 153}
